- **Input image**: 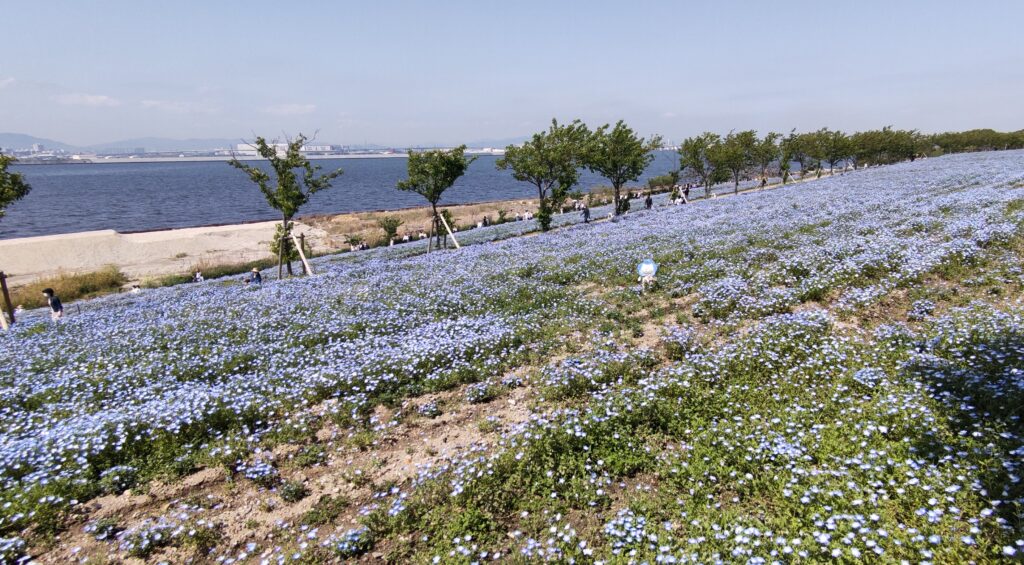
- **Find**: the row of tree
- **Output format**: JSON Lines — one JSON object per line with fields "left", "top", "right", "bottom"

{"left": 390, "top": 119, "right": 664, "bottom": 245}
{"left": 676, "top": 127, "right": 1024, "bottom": 196}
{"left": 924, "top": 129, "right": 1024, "bottom": 154}
{"left": 2, "top": 124, "right": 1021, "bottom": 278}
{"left": 676, "top": 127, "right": 921, "bottom": 195}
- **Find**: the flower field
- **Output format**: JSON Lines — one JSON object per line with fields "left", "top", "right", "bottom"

{"left": 2, "top": 150, "right": 1024, "bottom": 563}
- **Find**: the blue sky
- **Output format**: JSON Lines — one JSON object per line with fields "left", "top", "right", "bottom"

{"left": 1, "top": 0, "right": 1021, "bottom": 146}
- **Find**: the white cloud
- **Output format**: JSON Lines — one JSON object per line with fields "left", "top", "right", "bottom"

{"left": 0, "top": 77, "right": 15, "bottom": 89}
{"left": 141, "top": 99, "right": 216, "bottom": 114}
{"left": 262, "top": 103, "right": 316, "bottom": 116}
{"left": 52, "top": 93, "right": 120, "bottom": 107}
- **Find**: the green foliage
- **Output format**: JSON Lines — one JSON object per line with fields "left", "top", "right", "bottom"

{"left": 97, "top": 466, "right": 139, "bottom": 495}
{"left": 585, "top": 120, "right": 662, "bottom": 215}
{"left": 376, "top": 215, "right": 404, "bottom": 244}
{"left": 397, "top": 145, "right": 475, "bottom": 248}
{"left": 678, "top": 132, "right": 722, "bottom": 190}
{"left": 397, "top": 145, "right": 474, "bottom": 207}
{"left": 647, "top": 170, "right": 680, "bottom": 192}
{"left": 751, "top": 131, "right": 781, "bottom": 179}
{"left": 850, "top": 126, "right": 920, "bottom": 167}
{"left": 228, "top": 135, "right": 343, "bottom": 220}
{"left": 804, "top": 127, "right": 853, "bottom": 173}
{"left": 300, "top": 495, "right": 350, "bottom": 526}
{"left": 440, "top": 209, "right": 456, "bottom": 234}
{"left": 711, "top": 130, "right": 758, "bottom": 194}
{"left": 178, "top": 520, "right": 223, "bottom": 554}
{"left": 228, "top": 134, "right": 342, "bottom": 271}
{"left": 781, "top": 129, "right": 814, "bottom": 174}
{"left": 925, "top": 128, "right": 1024, "bottom": 154}
{"left": 497, "top": 119, "right": 590, "bottom": 230}
{"left": 269, "top": 221, "right": 312, "bottom": 263}
{"left": 0, "top": 154, "right": 31, "bottom": 220}
{"left": 280, "top": 480, "right": 309, "bottom": 503}
{"left": 290, "top": 444, "right": 325, "bottom": 468}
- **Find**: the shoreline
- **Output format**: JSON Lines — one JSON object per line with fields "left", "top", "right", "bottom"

{"left": 9, "top": 152, "right": 506, "bottom": 165}
{"left": 0, "top": 194, "right": 545, "bottom": 287}
{"left": 0, "top": 172, "right": 829, "bottom": 289}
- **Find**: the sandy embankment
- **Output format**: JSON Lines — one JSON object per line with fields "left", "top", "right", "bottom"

{"left": 0, "top": 221, "right": 327, "bottom": 287}
{"left": 0, "top": 198, "right": 541, "bottom": 288}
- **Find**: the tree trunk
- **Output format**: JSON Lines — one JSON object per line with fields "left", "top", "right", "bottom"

{"left": 283, "top": 214, "right": 294, "bottom": 277}
{"left": 537, "top": 184, "right": 551, "bottom": 231}
{"left": 613, "top": 183, "right": 622, "bottom": 216}
{"left": 277, "top": 216, "right": 286, "bottom": 279}
{"left": 430, "top": 204, "right": 443, "bottom": 250}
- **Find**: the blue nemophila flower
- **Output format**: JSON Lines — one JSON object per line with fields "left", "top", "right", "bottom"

{"left": 1, "top": 150, "right": 1023, "bottom": 560}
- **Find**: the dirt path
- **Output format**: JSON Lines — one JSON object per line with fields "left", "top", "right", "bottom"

{"left": 36, "top": 381, "right": 538, "bottom": 563}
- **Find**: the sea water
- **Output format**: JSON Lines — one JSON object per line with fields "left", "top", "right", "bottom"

{"left": 3, "top": 152, "right": 680, "bottom": 239}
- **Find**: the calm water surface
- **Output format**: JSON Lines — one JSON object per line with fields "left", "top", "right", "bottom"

{"left": 3, "top": 153, "right": 680, "bottom": 239}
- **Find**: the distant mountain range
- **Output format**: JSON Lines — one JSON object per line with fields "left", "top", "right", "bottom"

{"left": 0, "top": 133, "right": 80, "bottom": 152}
{"left": 0, "top": 132, "right": 239, "bottom": 153}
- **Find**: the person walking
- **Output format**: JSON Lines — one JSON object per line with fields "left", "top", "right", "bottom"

{"left": 581, "top": 204, "right": 591, "bottom": 223}
{"left": 42, "top": 288, "right": 63, "bottom": 321}
{"left": 645, "top": 193, "right": 653, "bottom": 210}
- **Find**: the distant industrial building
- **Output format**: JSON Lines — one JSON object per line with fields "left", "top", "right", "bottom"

{"left": 233, "top": 142, "right": 340, "bottom": 156}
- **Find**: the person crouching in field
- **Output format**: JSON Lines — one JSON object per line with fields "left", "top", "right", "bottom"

{"left": 42, "top": 288, "right": 63, "bottom": 321}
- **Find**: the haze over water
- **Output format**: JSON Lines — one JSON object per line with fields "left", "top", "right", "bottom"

{"left": 2, "top": 152, "right": 680, "bottom": 239}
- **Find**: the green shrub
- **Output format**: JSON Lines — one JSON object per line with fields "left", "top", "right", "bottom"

{"left": 280, "top": 480, "right": 309, "bottom": 503}
{"left": 300, "top": 495, "right": 349, "bottom": 527}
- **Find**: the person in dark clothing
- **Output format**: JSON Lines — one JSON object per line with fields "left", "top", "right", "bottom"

{"left": 582, "top": 205, "right": 591, "bottom": 223}
{"left": 42, "top": 288, "right": 63, "bottom": 321}
{"left": 482, "top": 215, "right": 490, "bottom": 227}
{"left": 645, "top": 193, "right": 653, "bottom": 210}
{"left": 250, "top": 268, "right": 263, "bottom": 285}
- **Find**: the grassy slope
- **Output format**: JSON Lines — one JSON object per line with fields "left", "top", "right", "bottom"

{"left": 3, "top": 152, "right": 1023, "bottom": 563}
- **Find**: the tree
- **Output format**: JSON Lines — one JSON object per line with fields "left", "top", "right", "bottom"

{"left": 712, "top": 130, "right": 757, "bottom": 194}
{"left": 397, "top": 145, "right": 475, "bottom": 250}
{"left": 377, "top": 215, "right": 404, "bottom": 245}
{"left": 0, "top": 155, "right": 31, "bottom": 221}
{"left": 496, "top": 119, "right": 589, "bottom": 231}
{"left": 779, "top": 131, "right": 799, "bottom": 183}
{"left": 679, "top": 132, "right": 722, "bottom": 195}
{"left": 782, "top": 130, "right": 815, "bottom": 177}
{"left": 229, "top": 134, "right": 342, "bottom": 278}
{"left": 751, "top": 132, "right": 781, "bottom": 184}
{"left": 584, "top": 121, "right": 662, "bottom": 215}
{"left": 811, "top": 127, "right": 853, "bottom": 174}
{"left": 849, "top": 129, "right": 881, "bottom": 169}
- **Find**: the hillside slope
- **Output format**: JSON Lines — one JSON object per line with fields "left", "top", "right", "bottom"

{"left": 2, "top": 151, "right": 1024, "bottom": 562}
